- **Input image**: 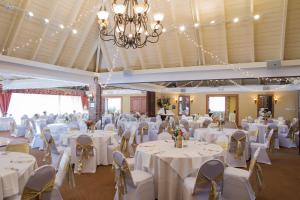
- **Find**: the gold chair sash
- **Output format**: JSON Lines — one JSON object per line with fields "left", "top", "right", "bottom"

{"left": 228, "top": 136, "right": 246, "bottom": 159}
{"left": 6, "top": 143, "right": 30, "bottom": 154}
{"left": 21, "top": 178, "right": 55, "bottom": 200}
{"left": 41, "top": 129, "right": 54, "bottom": 164}
{"left": 193, "top": 173, "right": 223, "bottom": 200}
{"left": 268, "top": 133, "right": 276, "bottom": 153}
{"left": 138, "top": 125, "right": 148, "bottom": 143}
{"left": 76, "top": 143, "right": 94, "bottom": 174}
{"left": 112, "top": 161, "right": 133, "bottom": 200}
{"left": 119, "top": 137, "right": 130, "bottom": 158}
{"left": 249, "top": 158, "right": 264, "bottom": 191}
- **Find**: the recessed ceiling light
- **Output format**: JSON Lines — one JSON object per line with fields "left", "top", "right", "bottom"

{"left": 28, "top": 11, "right": 34, "bottom": 17}
{"left": 44, "top": 18, "right": 49, "bottom": 24}
{"left": 59, "top": 24, "right": 64, "bottom": 29}
{"left": 233, "top": 17, "right": 239, "bottom": 23}
{"left": 179, "top": 25, "right": 185, "bottom": 32}
{"left": 72, "top": 29, "right": 77, "bottom": 34}
{"left": 253, "top": 14, "right": 260, "bottom": 20}
{"left": 210, "top": 20, "right": 215, "bottom": 24}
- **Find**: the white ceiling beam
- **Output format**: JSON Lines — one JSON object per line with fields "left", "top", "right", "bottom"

{"left": 100, "top": 60, "right": 300, "bottom": 84}
{"left": 0, "top": 55, "right": 96, "bottom": 84}
{"left": 2, "top": 78, "right": 85, "bottom": 90}
{"left": 83, "top": 40, "right": 98, "bottom": 70}
{"left": 169, "top": 1, "right": 184, "bottom": 67}
{"left": 112, "top": 83, "right": 166, "bottom": 92}
{"left": 3, "top": 0, "right": 31, "bottom": 55}
{"left": 31, "top": 0, "right": 60, "bottom": 60}
{"left": 280, "top": 0, "right": 288, "bottom": 60}
{"left": 50, "top": 0, "right": 85, "bottom": 65}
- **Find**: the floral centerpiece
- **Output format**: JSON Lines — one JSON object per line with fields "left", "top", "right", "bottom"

{"left": 173, "top": 127, "right": 183, "bottom": 148}
{"left": 85, "top": 120, "right": 95, "bottom": 133}
{"left": 157, "top": 97, "right": 171, "bottom": 111}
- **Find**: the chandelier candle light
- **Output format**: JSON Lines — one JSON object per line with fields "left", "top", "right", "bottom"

{"left": 97, "top": 0, "right": 164, "bottom": 49}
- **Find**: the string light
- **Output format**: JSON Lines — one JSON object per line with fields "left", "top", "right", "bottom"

{"left": 44, "top": 18, "right": 49, "bottom": 24}
{"left": 72, "top": 29, "right": 78, "bottom": 34}
{"left": 194, "top": 23, "right": 199, "bottom": 28}
{"left": 28, "top": 11, "right": 34, "bottom": 17}
{"left": 59, "top": 24, "right": 64, "bottom": 29}
{"left": 210, "top": 20, "right": 215, "bottom": 24}
{"left": 253, "top": 14, "right": 260, "bottom": 20}
{"left": 233, "top": 17, "right": 239, "bottom": 23}
{"left": 179, "top": 25, "right": 185, "bottom": 32}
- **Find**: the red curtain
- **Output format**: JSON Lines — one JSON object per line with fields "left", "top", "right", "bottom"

{"left": 81, "top": 95, "right": 89, "bottom": 109}
{"left": 0, "top": 92, "right": 12, "bottom": 116}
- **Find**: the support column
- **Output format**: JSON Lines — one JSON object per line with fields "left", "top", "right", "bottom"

{"left": 146, "top": 91, "right": 156, "bottom": 117}
{"left": 88, "top": 77, "right": 102, "bottom": 122}
{"left": 298, "top": 91, "right": 300, "bottom": 155}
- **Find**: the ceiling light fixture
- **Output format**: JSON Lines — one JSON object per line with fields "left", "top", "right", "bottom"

{"left": 179, "top": 25, "right": 185, "bottom": 32}
{"left": 97, "top": 0, "right": 164, "bottom": 49}
{"left": 59, "top": 24, "right": 64, "bottom": 29}
{"left": 72, "top": 29, "right": 78, "bottom": 34}
{"left": 44, "top": 18, "right": 49, "bottom": 24}
{"left": 28, "top": 11, "right": 34, "bottom": 17}
{"left": 210, "top": 20, "right": 215, "bottom": 24}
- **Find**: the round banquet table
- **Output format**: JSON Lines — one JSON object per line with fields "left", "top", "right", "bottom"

{"left": 0, "top": 137, "right": 11, "bottom": 147}
{"left": 0, "top": 152, "right": 37, "bottom": 199}
{"left": 134, "top": 140, "right": 224, "bottom": 200}
{"left": 46, "top": 123, "right": 69, "bottom": 145}
{"left": 62, "top": 130, "right": 117, "bottom": 166}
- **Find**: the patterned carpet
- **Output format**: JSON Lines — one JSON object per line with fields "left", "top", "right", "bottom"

{"left": 1, "top": 131, "right": 300, "bottom": 200}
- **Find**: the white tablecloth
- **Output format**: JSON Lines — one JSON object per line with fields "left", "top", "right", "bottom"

{"left": 0, "top": 137, "right": 11, "bottom": 147}
{"left": 0, "top": 118, "right": 15, "bottom": 132}
{"left": 62, "top": 130, "right": 117, "bottom": 166}
{"left": 134, "top": 140, "right": 224, "bottom": 200}
{"left": 46, "top": 123, "right": 69, "bottom": 145}
{"left": 0, "top": 152, "right": 37, "bottom": 198}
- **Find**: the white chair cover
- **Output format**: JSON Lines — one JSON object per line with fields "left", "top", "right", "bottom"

{"left": 104, "top": 123, "right": 115, "bottom": 131}
{"left": 183, "top": 159, "right": 225, "bottom": 200}
{"left": 223, "top": 148, "right": 261, "bottom": 200}
{"left": 112, "top": 151, "right": 155, "bottom": 200}
{"left": 226, "top": 131, "right": 247, "bottom": 168}
{"left": 157, "top": 131, "right": 172, "bottom": 140}
{"left": 250, "top": 129, "right": 274, "bottom": 165}
{"left": 74, "top": 135, "right": 97, "bottom": 174}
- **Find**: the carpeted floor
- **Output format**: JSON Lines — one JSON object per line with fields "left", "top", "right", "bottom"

{"left": 1, "top": 131, "right": 300, "bottom": 200}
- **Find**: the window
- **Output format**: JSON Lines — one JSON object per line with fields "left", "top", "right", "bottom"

{"left": 8, "top": 93, "right": 83, "bottom": 123}
{"left": 208, "top": 96, "right": 225, "bottom": 112}
{"left": 105, "top": 97, "right": 122, "bottom": 114}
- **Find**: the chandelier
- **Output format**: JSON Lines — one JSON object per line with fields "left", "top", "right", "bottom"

{"left": 97, "top": 0, "right": 164, "bottom": 49}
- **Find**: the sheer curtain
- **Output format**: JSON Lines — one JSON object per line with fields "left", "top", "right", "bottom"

{"left": 8, "top": 93, "right": 83, "bottom": 123}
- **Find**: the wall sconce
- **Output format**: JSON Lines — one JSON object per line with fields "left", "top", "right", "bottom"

{"left": 174, "top": 98, "right": 178, "bottom": 103}
{"left": 274, "top": 97, "right": 278, "bottom": 104}
{"left": 190, "top": 97, "right": 194, "bottom": 103}
{"left": 254, "top": 98, "right": 257, "bottom": 104}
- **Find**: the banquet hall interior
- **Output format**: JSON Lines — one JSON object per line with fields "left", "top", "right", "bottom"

{"left": 0, "top": 0, "right": 300, "bottom": 199}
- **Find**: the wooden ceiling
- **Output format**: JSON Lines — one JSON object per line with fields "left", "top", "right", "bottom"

{"left": 0, "top": 0, "right": 299, "bottom": 73}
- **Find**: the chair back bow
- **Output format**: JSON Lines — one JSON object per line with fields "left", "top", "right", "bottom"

{"left": 41, "top": 128, "right": 54, "bottom": 163}
{"left": 119, "top": 130, "right": 131, "bottom": 157}
{"left": 266, "top": 129, "right": 275, "bottom": 153}
{"left": 193, "top": 160, "right": 224, "bottom": 200}
{"left": 228, "top": 131, "right": 246, "bottom": 159}
{"left": 76, "top": 135, "right": 94, "bottom": 174}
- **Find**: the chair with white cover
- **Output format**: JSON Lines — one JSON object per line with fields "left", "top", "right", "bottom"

{"left": 202, "top": 119, "right": 211, "bottom": 128}
{"left": 180, "top": 119, "right": 191, "bottom": 139}
{"left": 74, "top": 135, "right": 97, "bottom": 174}
{"left": 16, "top": 165, "right": 63, "bottom": 200}
{"left": 55, "top": 148, "right": 75, "bottom": 189}
{"left": 248, "top": 129, "right": 259, "bottom": 143}
{"left": 112, "top": 151, "right": 155, "bottom": 200}
{"left": 278, "top": 121, "right": 297, "bottom": 148}
{"left": 226, "top": 130, "right": 247, "bottom": 168}
{"left": 118, "top": 129, "right": 136, "bottom": 170}
{"left": 157, "top": 131, "right": 172, "bottom": 140}
{"left": 250, "top": 129, "right": 275, "bottom": 165}
{"left": 183, "top": 159, "right": 225, "bottom": 200}
{"left": 104, "top": 123, "right": 115, "bottom": 131}
{"left": 136, "top": 121, "right": 149, "bottom": 144}
{"left": 267, "top": 123, "right": 279, "bottom": 149}
{"left": 223, "top": 148, "right": 262, "bottom": 200}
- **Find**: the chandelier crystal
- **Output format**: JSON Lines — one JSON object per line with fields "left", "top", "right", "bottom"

{"left": 97, "top": 0, "right": 164, "bottom": 49}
